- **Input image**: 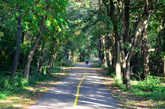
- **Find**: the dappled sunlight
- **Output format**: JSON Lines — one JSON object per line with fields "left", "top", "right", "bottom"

{"left": 71, "top": 67, "right": 102, "bottom": 70}
{"left": 13, "top": 104, "right": 24, "bottom": 108}
{"left": 0, "top": 68, "right": 72, "bottom": 109}
{"left": 0, "top": 95, "right": 32, "bottom": 109}
{"left": 51, "top": 73, "right": 67, "bottom": 75}
{"left": 0, "top": 100, "right": 13, "bottom": 103}
{"left": 28, "top": 61, "right": 121, "bottom": 109}
{"left": 77, "top": 100, "right": 115, "bottom": 107}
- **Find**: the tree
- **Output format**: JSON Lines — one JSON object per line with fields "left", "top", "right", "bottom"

{"left": 102, "top": 0, "right": 158, "bottom": 89}
{"left": 23, "top": 0, "right": 68, "bottom": 81}
{"left": 11, "top": 8, "right": 22, "bottom": 77}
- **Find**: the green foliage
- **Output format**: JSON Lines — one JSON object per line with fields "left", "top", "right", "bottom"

{"left": 0, "top": 72, "right": 28, "bottom": 89}
{"left": 0, "top": 90, "right": 11, "bottom": 99}
{"left": 29, "top": 72, "right": 49, "bottom": 84}
{"left": 1, "top": 76, "right": 10, "bottom": 88}
{"left": 64, "top": 60, "right": 78, "bottom": 67}
{"left": 113, "top": 78, "right": 122, "bottom": 86}
{"left": 0, "top": 66, "right": 61, "bottom": 100}
{"left": 90, "top": 61, "right": 102, "bottom": 68}
{"left": 114, "top": 75, "right": 165, "bottom": 100}
{"left": 137, "top": 75, "right": 162, "bottom": 91}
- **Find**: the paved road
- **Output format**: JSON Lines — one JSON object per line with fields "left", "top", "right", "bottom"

{"left": 28, "top": 61, "right": 121, "bottom": 109}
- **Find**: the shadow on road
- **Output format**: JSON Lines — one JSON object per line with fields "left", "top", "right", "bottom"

{"left": 28, "top": 60, "right": 121, "bottom": 109}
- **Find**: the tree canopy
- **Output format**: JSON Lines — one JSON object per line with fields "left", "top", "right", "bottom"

{"left": 0, "top": 0, "right": 165, "bottom": 91}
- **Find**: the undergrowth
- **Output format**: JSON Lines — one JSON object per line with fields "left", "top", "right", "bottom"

{"left": 113, "top": 75, "right": 165, "bottom": 100}
{"left": 0, "top": 72, "right": 55, "bottom": 100}
{"left": 0, "top": 60, "right": 76, "bottom": 101}
{"left": 64, "top": 60, "right": 77, "bottom": 67}
{"left": 91, "top": 60, "right": 165, "bottom": 108}
{"left": 90, "top": 60, "right": 102, "bottom": 68}
{"left": 0, "top": 66, "right": 62, "bottom": 100}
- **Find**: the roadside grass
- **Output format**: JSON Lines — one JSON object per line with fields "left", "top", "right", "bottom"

{"left": 0, "top": 63, "right": 74, "bottom": 109}
{"left": 91, "top": 60, "right": 165, "bottom": 108}
{"left": 64, "top": 60, "right": 77, "bottom": 67}
{"left": 90, "top": 60, "right": 102, "bottom": 68}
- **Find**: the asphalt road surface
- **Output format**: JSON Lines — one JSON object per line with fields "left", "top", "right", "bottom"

{"left": 28, "top": 60, "right": 121, "bottom": 109}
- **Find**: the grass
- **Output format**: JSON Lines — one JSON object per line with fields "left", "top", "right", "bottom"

{"left": 91, "top": 60, "right": 165, "bottom": 109}
{"left": 106, "top": 79, "right": 165, "bottom": 108}
{"left": 0, "top": 63, "right": 74, "bottom": 109}
{"left": 90, "top": 60, "right": 102, "bottom": 68}
{"left": 64, "top": 60, "right": 77, "bottom": 67}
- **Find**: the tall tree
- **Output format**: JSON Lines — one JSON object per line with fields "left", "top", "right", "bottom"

{"left": 24, "top": 16, "right": 45, "bottom": 80}
{"left": 102, "top": 35, "right": 107, "bottom": 67}
{"left": 123, "top": 0, "right": 130, "bottom": 84}
{"left": 47, "top": 38, "right": 57, "bottom": 74}
{"left": 39, "top": 42, "right": 46, "bottom": 74}
{"left": 157, "top": 22, "right": 163, "bottom": 76}
{"left": 11, "top": 8, "right": 22, "bottom": 77}
{"left": 142, "top": 0, "right": 150, "bottom": 79}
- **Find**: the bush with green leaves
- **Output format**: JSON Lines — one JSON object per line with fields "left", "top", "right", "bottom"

{"left": 64, "top": 60, "right": 77, "bottom": 67}
{"left": 136, "top": 75, "right": 162, "bottom": 91}
{"left": 90, "top": 60, "right": 102, "bottom": 68}
{"left": 0, "top": 72, "right": 28, "bottom": 89}
{"left": 114, "top": 75, "right": 165, "bottom": 100}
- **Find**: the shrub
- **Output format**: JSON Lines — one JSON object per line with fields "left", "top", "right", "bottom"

{"left": 0, "top": 76, "right": 10, "bottom": 88}
{"left": 113, "top": 78, "right": 122, "bottom": 86}
{"left": 137, "top": 75, "right": 162, "bottom": 91}
{"left": 90, "top": 61, "right": 102, "bottom": 68}
{"left": 0, "top": 73, "right": 28, "bottom": 89}
{"left": 114, "top": 75, "right": 165, "bottom": 100}
{"left": 64, "top": 60, "right": 77, "bottom": 67}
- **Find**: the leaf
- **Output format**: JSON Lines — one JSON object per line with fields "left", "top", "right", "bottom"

{"left": 60, "top": 18, "right": 64, "bottom": 22}
{"left": 53, "top": 19, "right": 58, "bottom": 24}
{"left": 33, "top": 15, "right": 37, "bottom": 20}
{"left": 45, "top": 20, "right": 51, "bottom": 27}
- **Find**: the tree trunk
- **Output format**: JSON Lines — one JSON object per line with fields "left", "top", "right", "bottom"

{"left": 103, "top": 36, "right": 107, "bottom": 67}
{"left": 98, "top": 35, "right": 103, "bottom": 63}
{"left": 68, "top": 50, "right": 71, "bottom": 60}
{"left": 108, "top": 47, "right": 112, "bottom": 71}
{"left": 88, "top": 45, "right": 90, "bottom": 59}
{"left": 79, "top": 49, "right": 81, "bottom": 62}
{"left": 108, "top": 37, "right": 114, "bottom": 71}
{"left": 126, "top": 60, "right": 130, "bottom": 89}
{"left": 119, "top": 42, "right": 126, "bottom": 84}
{"left": 142, "top": 0, "right": 152, "bottom": 79}
{"left": 47, "top": 38, "right": 56, "bottom": 74}
{"left": 71, "top": 50, "right": 74, "bottom": 61}
{"left": 133, "top": 52, "right": 139, "bottom": 74}
{"left": 64, "top": 48, "right": 67, "bottom": 62}
{"left": 142, "top": 25, "right": 149, "bottom": 79}
{"left": 115, "top": 38, "right": 121, "bottom": 79}
{"left": 47, "top": 53, "right": 54, "bottom": 74}
{"left": 39, "top": 42, "right": 46, "bottom": 74}
{"left": 164, "top": 59, "right": 165, "bottom": 80}
{"left": 107, "top": 33, "right": 114, "bottom": 72}
{"left": 22, "top": 32, "right": 26, "bottom": 70}
{"left": 112, "top": 45, "right": 116, "bottom": 72}
{"left": 24, "top": 17, "right": 45, "bottom": 81}
{"left": 124, "top": 0, "right": 130, "bottom": 44}
{"left": 11, "top": 8, "right": 22, "bottom": 77}
{"left": 122, "top": 0, "right": 130, "bottom": 84}
{"left": 157, "top": 24, "right": 162, "bottom": 76}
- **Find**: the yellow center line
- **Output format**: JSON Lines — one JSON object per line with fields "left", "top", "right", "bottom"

{"left": 73, "top": 70, "right": 86, "bottom": 109}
